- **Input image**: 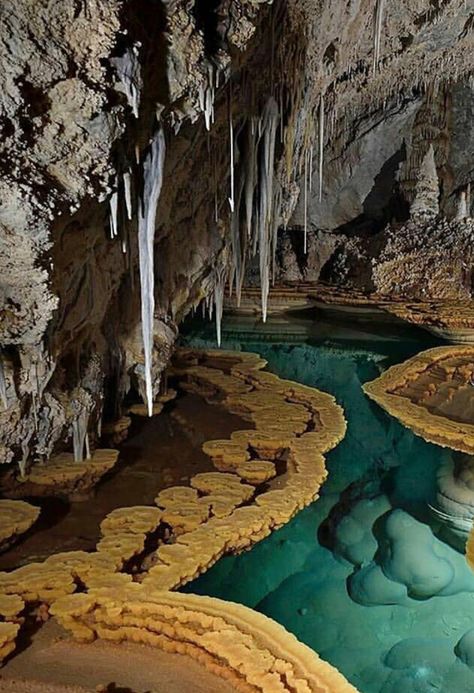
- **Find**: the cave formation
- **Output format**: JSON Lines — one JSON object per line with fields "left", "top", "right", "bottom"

{"left": 2, "top": 1, "right": 474, "bottom": 692}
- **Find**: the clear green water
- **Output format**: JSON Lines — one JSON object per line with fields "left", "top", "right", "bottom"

{"left": 181, "top": 312, "right": 474, "bottom": 693}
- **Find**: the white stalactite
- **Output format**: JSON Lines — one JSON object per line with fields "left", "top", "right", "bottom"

{"left": 318, "top": 93, "right": 325, "bottom": 203}
{"left": 72, "top": 408, "right": 89, "bottom": 462}
{"left": 138, "top": 127, "right": 166, "bottom": 417}
{"left": 373, "top": 0, "right": 385, "bottom": 74}
{"left": 109, "top": 187, "right": 118, "bottom": 239}
{"left": 229, "top": 111, "right": 235, "bottom": 212}
{"left": 214, "top": 266, "right": 227, "bottom": 347}
{"left": 258, "top": 98, "right": 279, "bottom": 322}
{"left": 303, "top": 150, "right": 308, "bottom": 254}
{"left": 123, "top": 169, "right": 133, "bottom": 220}
{"left": 244, "top": 119, "right": 259, "bottom": 239}
{"left": 85, "top": 432, "right": 91, "bottom": 460}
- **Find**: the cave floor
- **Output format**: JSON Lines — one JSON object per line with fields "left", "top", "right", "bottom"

{"left": 0, "top": 393, "right": 245, "bottom": 571}
{"left": 0, "top": 618, "right": 235, "bottom": 693}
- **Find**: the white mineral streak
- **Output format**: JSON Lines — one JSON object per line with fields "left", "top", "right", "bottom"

{"left": 110, "top": 44, "right": 142, "bottom": 118}
{"left": 373, "top": 0, "right": 385, "bottom": 74}
{"left": 138, "top": 127, "right": 166, "bottom": 417}
{"left": 123, "top": 169, "right": 133, "bottom": 220}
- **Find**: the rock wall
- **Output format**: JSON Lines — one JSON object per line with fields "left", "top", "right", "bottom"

{"left": 1, "top": 0, "right": 474, "bottom": 473}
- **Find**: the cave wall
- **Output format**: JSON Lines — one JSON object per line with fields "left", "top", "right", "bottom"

{"left": 1, "top": 0, "right": 474, "bottom": 472}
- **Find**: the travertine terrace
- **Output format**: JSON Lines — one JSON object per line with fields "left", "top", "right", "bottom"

{"left": 364, "top": 346, "right": 474, "bottom": 453}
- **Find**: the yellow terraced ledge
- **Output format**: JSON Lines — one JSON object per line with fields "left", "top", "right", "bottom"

{"left": 0, "top": 348, "right": 352, "bottom": 690}
{"left": 51, "top": 585, "right": 357, "bottom": 693}
{"left": 0, "top": 500, "right": 40, "bottom": 553}
{"left": 144, "top": 348, "right": 346, "bottom": 590}
{"left": 363, "top": 345, "right": 474, "bottom": 455}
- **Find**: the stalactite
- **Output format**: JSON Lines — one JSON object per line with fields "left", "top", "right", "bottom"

{"left": 214, "top": 265, "right": 227, "bottom": 347}
{"left": 72, "top": 405, "right": 89, "bottom": 462}
{"left": 199, "top": 66, "right": 215, "bottom": 131}
{"left": 318, "top": 93, "right": 325, "bottom": 203}
{"left": 258, "top": 98, "right": 279, "bottom": 322}
{"left": 229, "top": 109, "right": 235, "bottom": 212}
{"left": 19, "top": 430, "right": 33, "bottom": 479}
{"left": 138, "top": 127, "right": 166, "bottom": 417}
{"left": 456, "top": 189, "right": 469, "bottom": 219}
{"left": 373, "top": 0, "right": 385, "bottom": 75}
{"left": 0, "top": 357, "right": 7, "bottom": 409}
{"left": 85, "top": 433, "right": 91, "bottom": 460}
{"left": 109, "top": 186, "right": 118, "bottom": 239}
{"left": 110, "top": 44, "right": 142, "bottom": 118}
{"left": 244, "top": 119, "right": 259, "bottom": 240}
{"left": 123, "top": 169, "right": 133, "bottom": 221}
{"left": 303, "top": 149, "right": 308, "bottom": 253}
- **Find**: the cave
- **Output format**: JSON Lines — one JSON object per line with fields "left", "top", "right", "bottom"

{"left": 2, "top": 1, "right": 474, "bottom": 691}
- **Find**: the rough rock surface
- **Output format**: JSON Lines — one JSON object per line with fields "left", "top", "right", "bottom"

{"left": 2, "top": 0, "right": 474, "bottom": 472}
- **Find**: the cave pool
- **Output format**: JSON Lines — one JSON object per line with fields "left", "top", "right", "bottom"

{"left": 182, "top": 311, "right": 474, "bottom": 693}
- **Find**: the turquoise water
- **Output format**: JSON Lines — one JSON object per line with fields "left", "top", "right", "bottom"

{"left": 182, "top": 312, "right": 474, "bottom": 693}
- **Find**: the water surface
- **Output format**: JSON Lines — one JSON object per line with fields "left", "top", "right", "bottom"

{"left": 183, "top": 311, "right": 474, "bottom": 693}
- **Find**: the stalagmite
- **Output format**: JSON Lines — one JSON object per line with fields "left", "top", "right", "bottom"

{"left": 110, "top": 44, "right": 142, "bottom": 118}
{"left": 138, "top": 127, "right": 166, "bottom": 417}
{"left": 410, "top": 144, "right": 439, "bottom": 218}
{"left": 318, "top": 93, "right": 325, "bottom": 203}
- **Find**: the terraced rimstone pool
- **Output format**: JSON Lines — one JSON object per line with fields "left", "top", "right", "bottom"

{"left": 182, "top": 319, "right": 474, "bottom": 693}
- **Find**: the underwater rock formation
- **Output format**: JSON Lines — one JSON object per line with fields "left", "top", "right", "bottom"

{"left": 431, "top": 453, "right": 474, "bottom": 550}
